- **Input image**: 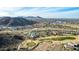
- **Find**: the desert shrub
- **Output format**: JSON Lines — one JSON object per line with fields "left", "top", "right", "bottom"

{"left": 39, "top": 31, "right": 47, "bottom": 37}
{"left": 13, "top": 35, "right": 25, "bottom": 40}
{"left": 70, "top": 32, "right": 77, "bottom": 35}
{"left": 0, "top": 33, "right": 25, "bottom": 48}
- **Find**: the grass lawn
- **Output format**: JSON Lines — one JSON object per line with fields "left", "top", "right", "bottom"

{"left": 38, "top": 36, "right": 76, "bottom": 41}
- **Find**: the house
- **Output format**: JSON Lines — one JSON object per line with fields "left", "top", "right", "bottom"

{"left": 27, "top": 31, "right": 39, "bottom": 39}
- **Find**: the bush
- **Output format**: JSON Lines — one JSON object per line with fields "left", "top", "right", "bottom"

{"left": 13, "top": 35, "right": 25, "bottom": 40}
{"left": 0, "top": 33, "right": 25, "bottom": 48}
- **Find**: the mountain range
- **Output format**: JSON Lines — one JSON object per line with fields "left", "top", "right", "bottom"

{"left": 0, "top": 17, "right": 37, "bottom": 27}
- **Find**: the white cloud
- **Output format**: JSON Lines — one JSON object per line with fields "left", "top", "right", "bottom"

{"left": 0, "top": 7, "right": 79, "bottom": 18}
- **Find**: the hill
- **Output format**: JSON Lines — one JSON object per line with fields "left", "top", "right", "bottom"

{"left": 0, "top": 17, "right": 37, "bottom": 26}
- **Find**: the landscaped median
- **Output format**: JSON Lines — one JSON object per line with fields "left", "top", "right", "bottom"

{"left": 38, "top": 36, "right": 76, "bottom": 41}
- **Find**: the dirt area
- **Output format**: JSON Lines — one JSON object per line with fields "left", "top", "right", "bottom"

{"left": 33, "top": 35, "right": 79, "bottom": 51}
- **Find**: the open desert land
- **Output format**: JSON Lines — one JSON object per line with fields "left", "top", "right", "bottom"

{"left": 0, "top": 17, "right": 79, "bottom": 51}
{"left": 0, "top": 25, "right": 79, "bottom": 51}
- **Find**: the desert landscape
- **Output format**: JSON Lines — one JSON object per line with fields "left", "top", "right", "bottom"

{"left": 0, "top": 16, "right": 79, "bottom": 51}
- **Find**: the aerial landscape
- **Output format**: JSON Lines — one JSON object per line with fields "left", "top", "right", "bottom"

{"left": 0, "top": 7, "right": 79, "bottom": 51}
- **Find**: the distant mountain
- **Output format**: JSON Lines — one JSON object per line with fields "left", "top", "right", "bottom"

{"left": 24, "top": 16, "right": 43, "bottom": 20}
{"left": 0, "top": 16, "right": 79, "bottom": 27}
{"left": 0, "top": 17, "right": 37, "bottom": 26}
{"left": 24, "top": 16, "right": 47, "bottom": 22}
{"left": 26, "top": 16, "right": 43, "bottom": 18}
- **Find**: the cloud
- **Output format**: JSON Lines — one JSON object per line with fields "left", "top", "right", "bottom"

{"left": 57, "top": 7, "right": 79, "bottom": 12}
{"left": 0, "top": 7, "right": 79, "bottom": 18}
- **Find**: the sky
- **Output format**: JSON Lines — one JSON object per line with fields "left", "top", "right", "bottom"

{"left": 0, "top": 7, "right": 79, "bottom": 18}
